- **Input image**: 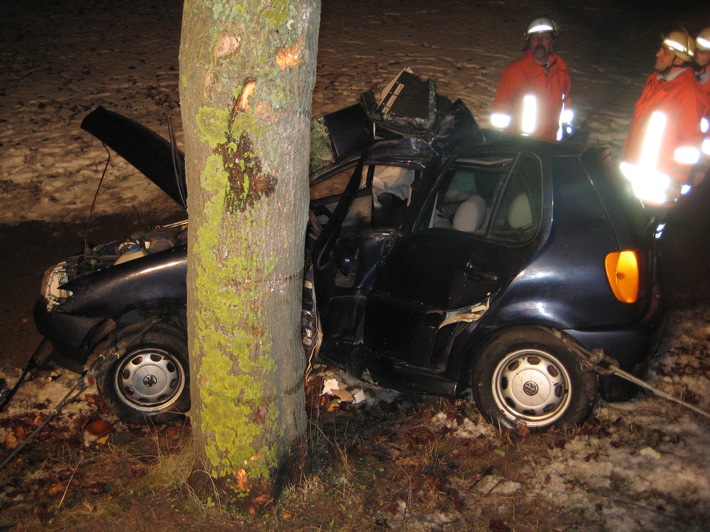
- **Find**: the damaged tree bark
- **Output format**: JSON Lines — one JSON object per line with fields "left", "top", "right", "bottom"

{"left": 179, "top": 0, "right": 321, "bottom": 508}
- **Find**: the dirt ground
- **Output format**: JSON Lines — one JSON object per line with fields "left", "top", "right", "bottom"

{"left": 0, "top": 181, "right": 708, "bottom": 530}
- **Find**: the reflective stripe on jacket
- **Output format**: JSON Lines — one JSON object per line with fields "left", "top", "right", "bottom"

{"left": 491, "top": 50, "right": 572, "bottom": 141}
{"left": 701, "top": 77, "right": 710, "bottom": 156}
{"left": 624, "top": 68, "right": 707, "bottom": 182}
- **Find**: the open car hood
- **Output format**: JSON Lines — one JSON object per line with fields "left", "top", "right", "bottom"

{"left": 81, "top": 106, "right": 187, "bottom": 210}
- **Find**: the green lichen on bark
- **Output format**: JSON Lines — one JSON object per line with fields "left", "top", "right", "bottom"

{"left": 191, "top": 144, "right": 278, "bottom": 478}
{"left": 207, "top": 0, "right": 288, "bottom": 32}
{"left": 196, "top": 85, "right": 276, "bottom": 214}
{"left": 192, "top": 82, "right": 280, "bottom": 479}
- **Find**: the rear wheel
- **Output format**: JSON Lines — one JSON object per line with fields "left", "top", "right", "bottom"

{"left": 97, "top": 322, "right": 190, "bottom": 424}
{"left": 472, "top": 328, "right": 597, "bottom": 430}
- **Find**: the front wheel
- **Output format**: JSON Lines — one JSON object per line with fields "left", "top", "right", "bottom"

{"left": 97, "top": 322, "right": 190, "bottom": 424}
{"left": 472, "top": 327, "right": 597, "bottom": 431}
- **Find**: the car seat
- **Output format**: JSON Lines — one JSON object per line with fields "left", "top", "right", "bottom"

{"left": 452, "top": 195, "right": 487, "bottom": 233}
{"left": 507, "top": 192, "right": 532, "bottom": 229}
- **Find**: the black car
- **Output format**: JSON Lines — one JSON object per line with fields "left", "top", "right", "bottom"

{"left": 35, "top": 78, "right": 665, "bottom": 429}
{"left": 304, "top": 103, "right": 665, "bottom": 430}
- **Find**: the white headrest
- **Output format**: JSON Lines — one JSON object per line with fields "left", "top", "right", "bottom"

{"left": 453, "top": 195, "right": 486, "bottom": 232}
{"left": 508, "top": 193, "right": 532, "bottom": 229}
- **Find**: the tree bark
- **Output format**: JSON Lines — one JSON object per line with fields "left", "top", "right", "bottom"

{"left": 179, "top": 0, "right": 320, "bottom": 508}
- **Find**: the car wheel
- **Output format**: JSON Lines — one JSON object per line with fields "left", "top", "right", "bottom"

{"left": 472, "top": 327, "right": 597, "bottom": 430}
{"left": 97, "top": 323, "right": 190, "bottom": 424}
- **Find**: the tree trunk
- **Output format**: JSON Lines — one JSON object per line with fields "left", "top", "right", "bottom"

{"left": 179, "top": 0, "right": 320, "bottom": 508}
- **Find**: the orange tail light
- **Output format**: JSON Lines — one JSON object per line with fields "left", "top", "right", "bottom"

{"left": 605, "top": 250, "right": 641, "bottom": 303}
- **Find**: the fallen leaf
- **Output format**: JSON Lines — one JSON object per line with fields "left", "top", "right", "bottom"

{"left": 48, "top": 481, "right": 66, "bottom": 496}
{"left": 331, "top": 389, "right": 354, "bottom": 402}
{"left": 253, "top": 493, "right": 271, "bottom": 505}
{"left": 83, "top": 419, "right": 114, "bottom": 447}
{"left": 236, "top": 468, "right": 248, "bottom": 492}
{"left": 5, "top": 431, "right": 19, "bottom": 449}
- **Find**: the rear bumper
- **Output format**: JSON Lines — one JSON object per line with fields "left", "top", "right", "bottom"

{"left": 565, "top": 288, "right": 666, "bottom": 401}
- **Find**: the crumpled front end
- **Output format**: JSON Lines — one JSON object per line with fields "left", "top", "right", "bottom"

{"left": 34, "top": 222, "right": 188, "bottom": 371}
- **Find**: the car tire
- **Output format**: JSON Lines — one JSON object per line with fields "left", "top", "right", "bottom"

{"left": 472, "top": 327, "right": 597, "bottom": 431}
{"left": 97, "top": 322, "right": 190, "bottom": 424}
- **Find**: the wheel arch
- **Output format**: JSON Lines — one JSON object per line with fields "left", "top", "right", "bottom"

{"left": 79, "top": 301, "right": 187, "bottom": 367}
{"left": 453, "top": 324, "right": 598, "bottom": 393}
{"left": 96, "top": 315, "right": 190, "bottom": 424}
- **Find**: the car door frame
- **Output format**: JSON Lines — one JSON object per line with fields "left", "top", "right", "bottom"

{"left": 307, "top": 139, "right": 437, "bottom": 366}
{"left": 364, "top": 143, "right": 554, "bottom": 376}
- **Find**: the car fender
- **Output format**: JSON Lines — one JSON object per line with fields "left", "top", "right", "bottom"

{"left": 65, "top": 245, "right": 187, "bottom": 317}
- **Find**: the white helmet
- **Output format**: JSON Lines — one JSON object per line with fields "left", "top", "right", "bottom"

{"left": 525, "top": 15, "right": 560, "bottom": 38}
{"left": 696, "top": 27, "right": 710, "bottom": 52}
{"left": 662, "top": 29, "right": 695, "bottom": 62}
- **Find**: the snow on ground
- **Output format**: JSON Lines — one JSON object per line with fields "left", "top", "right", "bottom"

{"left": 1, "top": 0, "right": 709, "bottom": 527}
{"left": 0, "top": 0, "right": 687, "bottom": 224}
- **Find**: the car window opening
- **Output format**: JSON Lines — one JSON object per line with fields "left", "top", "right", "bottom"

{"left": 425, "top": 154, "right": 542, "bottom": 243}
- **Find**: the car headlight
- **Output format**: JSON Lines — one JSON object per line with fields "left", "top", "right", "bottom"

{"left": 41, "top": 262, "right": 73, "bottom": 311}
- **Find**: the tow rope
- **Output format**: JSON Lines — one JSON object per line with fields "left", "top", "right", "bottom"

{"left": 2, "top": 326, "right": 708, "bottom": 470}
{"left": 0, "top": 338, "right": 53, "bottom": 414}
{"left": 0, "top": 318, "right": 160, "bottom": 470}
{"left": 0, "top": 350, "right": 117, "bottom": 469}
{"left": 570, "top": 341, "right": 710, "bottom": 421}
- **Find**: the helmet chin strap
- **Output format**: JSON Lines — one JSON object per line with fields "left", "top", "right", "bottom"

{"left": 658, "top": 58, "right": 685, "bottom": 77}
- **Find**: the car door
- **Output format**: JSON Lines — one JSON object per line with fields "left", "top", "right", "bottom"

{"left": 365, "top": 151, "right": 549, "bottom": 369}
{"left": 308, "top": 140, "right": 435, "bottom": 367}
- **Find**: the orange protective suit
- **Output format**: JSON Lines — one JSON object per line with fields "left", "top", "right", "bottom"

{"left": 491, "top": 50, "right": 572, "bottom": 141}
{"left": 702, "top": 75, "right": 710, "bottom": 149}
{"left": 623, "top": 68, "right": 707, "bottom": 183}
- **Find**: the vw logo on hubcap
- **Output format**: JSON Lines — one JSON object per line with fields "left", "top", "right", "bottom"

{"left": 143, "top": 374, "right": 158, "bottom": 387}
{"left": 522, "top": 381, "right": 539, "bottom": 396}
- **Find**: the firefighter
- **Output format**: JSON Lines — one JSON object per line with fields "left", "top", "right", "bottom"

{"left": 621, "top": 29, "right": 707, "bottom": 208}
{"left": 696, "top": 27, "right": 710, "bottom": 93}
{"left": 490, "top": 15, "right": 573, "bottom": 141}
{"left": 695, "top": 27, "right": 710, "bottom": 158}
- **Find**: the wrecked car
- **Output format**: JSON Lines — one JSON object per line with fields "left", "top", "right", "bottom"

{"left": 303, "top": 74, "right": 665, "bottom": 430}
{"left": 34, "top": 73, "right": 665, "bottom": 429}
